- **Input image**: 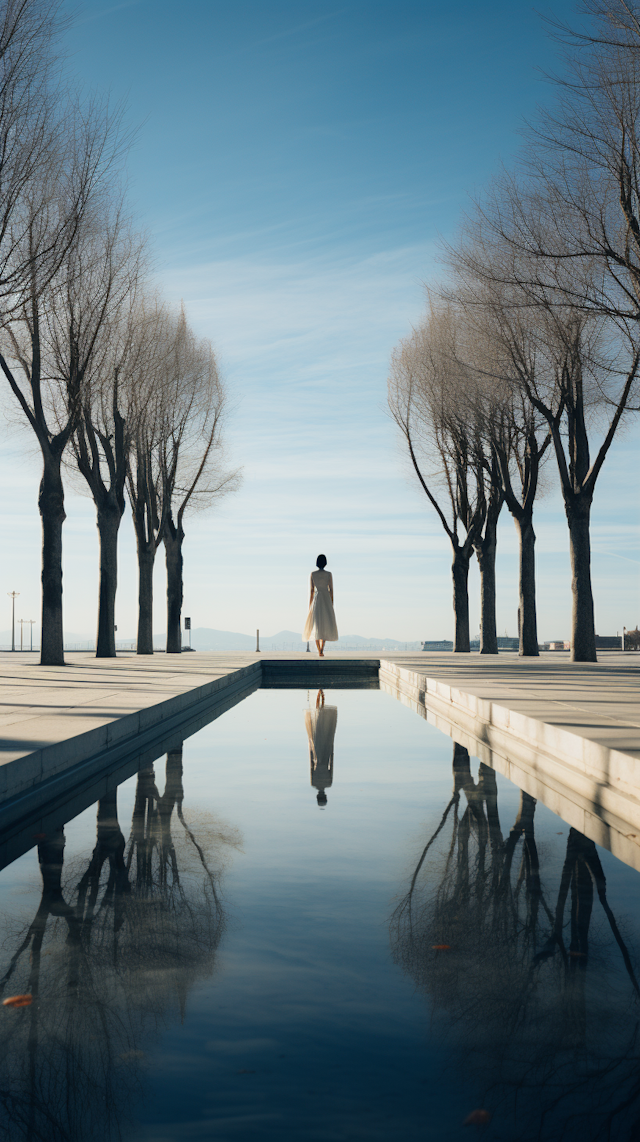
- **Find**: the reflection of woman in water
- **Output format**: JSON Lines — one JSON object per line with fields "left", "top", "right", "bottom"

{"left": 303, "top": 554, "right": 338, "bottom": 657}
{"left": 304, "top": 689, "right": 338, "bottom": 808}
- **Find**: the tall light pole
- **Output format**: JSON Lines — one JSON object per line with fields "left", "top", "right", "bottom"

{"left": 27, "top": 620, "right": 34, "bottom": 652}
{"left": 18, "top": 618, "right": 24, "bottom": 651}
{"left": 7, "top": 592, "right": 19, "bottom": 651}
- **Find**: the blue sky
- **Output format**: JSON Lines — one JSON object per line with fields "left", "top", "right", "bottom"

{"left": 0, "top": 0, "right": 637, "bottom": 642}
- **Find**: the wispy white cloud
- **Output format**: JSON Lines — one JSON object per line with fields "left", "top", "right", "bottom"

{"left": 75, "top": 0, "right": 145, "bottom": 26}
{"left": 246, "top": 11, "right": 346, "bottom": 51}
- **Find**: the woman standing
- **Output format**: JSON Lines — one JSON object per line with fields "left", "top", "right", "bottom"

{"left": 303, "top": 554, "right": 338, "bottom": 656}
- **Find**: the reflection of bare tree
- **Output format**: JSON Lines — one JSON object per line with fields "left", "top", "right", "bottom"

{"left": 0, "top": 747, "right": 241, "bottom": 1142}
{"left": 391, "top": 744, "right": 640, "bottom": 1141}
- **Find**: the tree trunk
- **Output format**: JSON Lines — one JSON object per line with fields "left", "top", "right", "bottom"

{"left": 136, "top": 548, "right": 155, "bottom": 654}
{"left": 565, "top": 495, "right": 597, "bottom": 662}
{"left": 475, "top": 525, "right": 498, "bottom": 655}
{"left": 451, "top": 547, "right": 471, "bottom": 653}
{"left": 95, "top": 505, "right": 122, "bottom": 658}
{"left": 514, "top": 514, "right": 539, "bottom": 657}
{"left": 165, "top": 525, "right": 184, "bottom": 654}
{"left": 39, "top": 455, "right": 66, "bottom": 666}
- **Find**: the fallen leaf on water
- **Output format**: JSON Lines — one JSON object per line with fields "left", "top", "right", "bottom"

{"left": 464, "top": 1109, "right": 491, "bottom": 1126}
{"left": 569, "top": 951, "right": 587, "bottom": 958}
{"left": 3, "top": 995, "right": 32, "bottom": 1008}
{"left": 432, "top": 944, "right": 451, "bottom": 951}
{"left": 556, "top": 832, "right": 563, "bottom": 835}
{"left": 32, "top": 833, "right": 46, "bottom": 840}
{"left": 236, "top": 1069, "right": 256, "bottom": 1074}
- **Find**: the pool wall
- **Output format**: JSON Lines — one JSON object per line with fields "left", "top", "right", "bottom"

{"left": 380, "top": 660, "right": 640, "bottom": 872}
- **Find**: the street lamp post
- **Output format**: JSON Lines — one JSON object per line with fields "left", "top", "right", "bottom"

{"left": 18, "top": 619, "right": 24, "bottom": 651}
{"left": 27, "top": 620, "right": 34, "bottom": 652}
{"left": 7, "top": 592, "right": 19, "bottom": 651}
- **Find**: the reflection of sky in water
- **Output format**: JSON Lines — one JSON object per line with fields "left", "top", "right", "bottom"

{"left": 1, "top": 688, "right": 640, "bottom": 1141}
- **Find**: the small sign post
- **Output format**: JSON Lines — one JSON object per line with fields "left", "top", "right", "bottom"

{"left": 256, "top": 629, "right": 260, "bottom": 653}
{"left": 185, "top": 617, "right": 191, "bottom": 650}
{"left": 7, "top": 592, "right": 19, "bottom": 652}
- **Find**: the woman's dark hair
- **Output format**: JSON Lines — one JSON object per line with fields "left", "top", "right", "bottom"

{"left": 316, "top": 554, "right": 327, "bottom": 569}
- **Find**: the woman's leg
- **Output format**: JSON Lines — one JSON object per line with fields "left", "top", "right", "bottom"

{"left": 319, "top": 639, "right": 325, "bottom": 657}
{"left": 315, "top": 640, "right": 322, "bottom": 655}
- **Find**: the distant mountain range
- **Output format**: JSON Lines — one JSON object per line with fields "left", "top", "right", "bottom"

{"left": 182, "top": 628, "right": 423, "bottom": 652}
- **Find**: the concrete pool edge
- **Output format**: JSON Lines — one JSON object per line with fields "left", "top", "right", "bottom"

{"left": 0, "top": 653, "right": 638, "bottom": 867}
{"left": 0, "top": 660, "right": 263, "bottom": 813}
{"left": 380, "top": 660, "right": 640, "bottom": 871}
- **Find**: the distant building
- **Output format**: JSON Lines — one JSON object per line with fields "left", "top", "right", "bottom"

{"left": 497, "top": 637, "right": 519, "bottom": 650}
{"left": 421, "top": 640, "right": 453, "bottom": 651}
{"left": 542, "top": 635, "right": 622, "bottom": 651}
{"left": 469, "top": 637, "right": 519, "bottom": 651}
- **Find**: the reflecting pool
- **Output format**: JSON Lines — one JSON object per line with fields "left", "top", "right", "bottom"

{"left": 1, "top": 687, "right": 640, "bottom": 1141}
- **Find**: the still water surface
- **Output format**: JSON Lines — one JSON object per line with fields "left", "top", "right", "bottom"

{"left": 1, "top": 688, "right": 639, "bottom": 1142}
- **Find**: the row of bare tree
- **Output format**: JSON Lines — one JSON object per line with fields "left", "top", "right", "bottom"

{"left": 389, "top": 0, "right": 640, "bottom": 662}
{"left": 0, "top": 0, "right": 238, "bottom": 665}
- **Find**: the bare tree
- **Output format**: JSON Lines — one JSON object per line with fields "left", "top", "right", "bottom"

{"left": 388, "top": 306, "right": 486, "bottom": 653}
{"left": 444, "top": 284, "right": 552, "bottom": 657}
{"left": 126, "top": 394, "right": 163, "bottom": 656}
{"left": 126, "top": 302, "right": 184, "bottom": 655}
{"left": 0, "top": 107, "right": 128, "bottom": 664}
{"left": 445, "top": 0, "right": 640, "bottom": 659}
{"left": 446, "top": 185, "right": 639, "bottom": 661}
{"left": 70, "top": 280, "right": 167, "bottom": 660}
{"left": 493, "top": 395, "right": 550, "bottom": 657}
{"left": 160, "top": 323, "right": 240, "bottom": 654}
{"left": 466, "top": 369, "right": 505, "bottom": 655}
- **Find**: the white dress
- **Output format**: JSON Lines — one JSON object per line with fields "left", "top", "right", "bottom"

{"left": 303, "top": 569, "right": 338, "bottom": 642}
{"left": 305, "top": 704, "right": 337, "bottom": 792}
